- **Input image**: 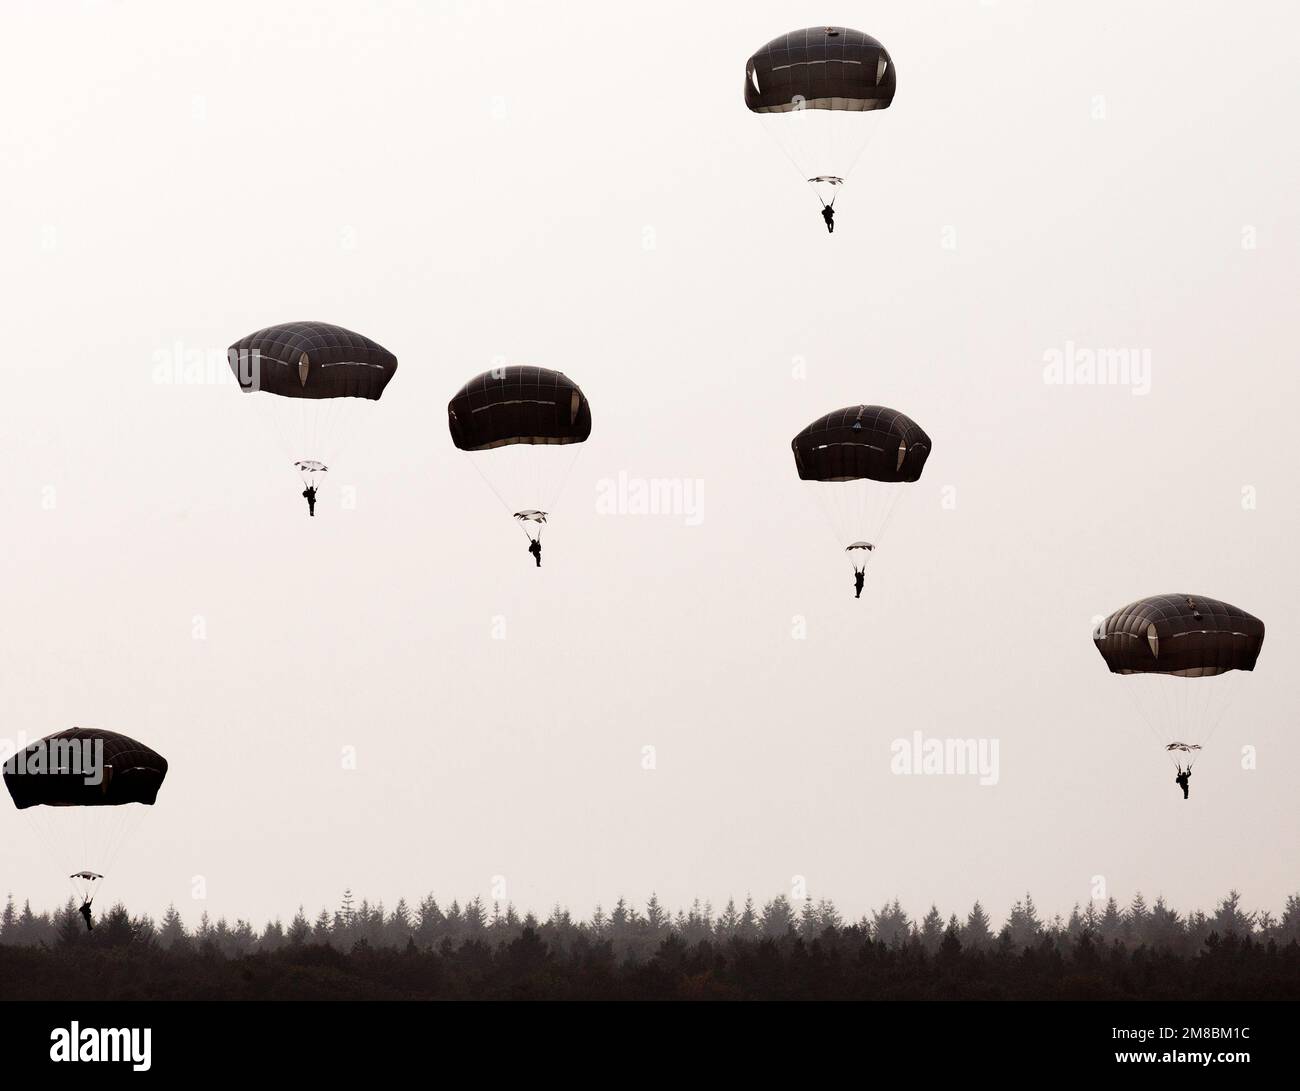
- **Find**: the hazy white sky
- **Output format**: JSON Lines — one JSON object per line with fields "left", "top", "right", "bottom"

{"left": 1, "top": 1, "right": 1296, "bottom": 927}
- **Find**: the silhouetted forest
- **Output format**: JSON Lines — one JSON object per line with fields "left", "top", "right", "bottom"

{"left": 3, "top": 889, "right": 1298, "bottom": 1000}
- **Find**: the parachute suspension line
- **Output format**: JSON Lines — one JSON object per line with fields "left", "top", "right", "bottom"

{"left": 1122, "top": 680, "right": 1181, "bottom": 765}
{"left": 256, "top": 393, "right": 378, "bottom": 499}
{"left": 1121, "top": 671, "right": 1244, "bottom": 770}
{"left": 834, "top": 117, "right": 881, "bottom": 203}
{"left": 312, "top": 395, "right": 373, "bottom": 470}
{"left": 873, "top": 481, "right": 906, "bottom": 544}
{"left": 463, "top": 444, "right": 584, "bottom": 542}
{"left": 1190, "top": 669, "right": 1243, "bottom": 758}
{"left": 757, "top": 110, "right": 830, "bottom": 210}
{"left": 466, "top": 452, "right": 538, "bottom": 541}
{"left": 22, "top": 805, "right": 85, "bottom": 907}
{"left": 807, "top": 477, "right": 907, "bottom": 569}
{"left": 100, "top": 805, "right": 151, "bottom": 886}
{"left": 757, "top": 105, "right": 884, "bottom": 213}
{"left": 542, "top": 444, "right": 583, "bottom": 516}
{"left": 19, "top": 808, "right": 62, "bottom": 883}
{"left": 464, "top": 452, "right": 515, "bottom": 520}
{"left": 17, "top": 803, "right": 149, "bottom": 906}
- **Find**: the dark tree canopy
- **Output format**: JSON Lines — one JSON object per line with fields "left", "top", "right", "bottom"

{"left": 1094, "top": 594, "right": 1265, "bottom": 677}
{"left": 745, "top": 27, "right": 896, "bottom": 114}
{"left": 3, "top": 727, "right": 168, "bottom": 810}
{"left": 792, "top": 405, "right": 931, "bottom": 483}
{"left": 227, "top": 321, "right": 398, "bottom": 401}
{"left": 448, "top": 366, "right": 592, "bottom": 452}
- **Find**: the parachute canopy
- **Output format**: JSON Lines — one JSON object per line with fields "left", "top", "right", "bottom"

{"left": 448, "top": 367, "right": 592, "bottom": 451}
{"left": 4, "top": 727, "right": 168, "bottom": 810}
{"left": 1093, "top": 594, "right": 1265, "bottom": 677}
{"left": 745, "top": 27, "right": 896, "bottom": 114}
{"left": 792, "top": 405, "right": 931, "bottom": 483}
{"left": 227, "top": 321, "right": 398, "bottom": 401}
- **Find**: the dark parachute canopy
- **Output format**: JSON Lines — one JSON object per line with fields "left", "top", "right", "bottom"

{"left": 792, "top": 405, "right": 931, "bottom": 483}
{"left": 745, "top": 27, "right": 896, "bottom": 225}
{"left": 745, "top": 26, "right": 897, "bottom": 114}
{"left": 792, "top": 405, "right": 931, "bottom": 590}
{"left": 448, "top": 366, "right": 592, "bottom": 558}
{"left": 448, "top": 366, "right": 592, "bottom": 451}
{"left": 6, "top": 728, "right": 168, "bottom": 916}
{"left": 4, "top": 727, "right": 168, "bottom": 810}
{"left": 1093, "top": 594, "right": 1265, "bottom": 781}
{"left": 228, "top": 320, "right": 398, "bottom": 511}
{"left": 227, "top": 321, "right": 398, "bottom": 400}
{"left": 1093, "top": 594, "right": 1265, "bottom": 677}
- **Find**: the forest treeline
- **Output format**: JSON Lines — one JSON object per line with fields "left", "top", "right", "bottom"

{"left": 2, "top": 889, "right": 1299, "bottom": 999}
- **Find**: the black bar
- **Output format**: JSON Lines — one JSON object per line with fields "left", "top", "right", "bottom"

{"left": 0, "top": 999, "right": 1289, "bottom": 1077}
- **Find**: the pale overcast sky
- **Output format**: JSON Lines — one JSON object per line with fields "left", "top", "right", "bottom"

{"left": 1, "top": 0, "right": 1296, "bottom": 926}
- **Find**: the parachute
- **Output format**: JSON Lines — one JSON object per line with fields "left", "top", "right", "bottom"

{"left": 228, "top": 321, "right": 398, "bottom": 514}
{"left": 792, "top": 405, "right": 930, "bottom": 590}
{"left": 293, "top": 459, "right": 329, "bottom": 492}
{"left": 845, "top": 541, "right": 875, "bottom": 571}
{"left": 4, "top": 727, "right": 168, "bottom": 908}
{"left": 1093, "top": 594, "right": 1265, "bottom": 771}
{"left": 448, "top": 366, "right": 591, "bottom": 558}
{"left": 745, "top": 26, "right": 896, "bottom": 225}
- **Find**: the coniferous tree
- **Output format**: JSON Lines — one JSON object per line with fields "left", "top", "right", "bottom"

{"left": 56, "top": 900, "right": 84, "bottom": 947}
{"left": 816, "top": 898, "right": 843, "bottom": 934}
{"left": 761, "top": 895, "right": 795, "bottom": 937}
{"left": 716, "top": 897, "right": 739, "bottom": 939}
{"left": 260, "top": 918, "right": 286, "bottom": 951}
{"left": 464, "top": 896, "right": 488, "bottom": 935}
{"left": 1007, "top": 893, "right": 1043, "bottom": 949}
{"left": 919, "top": 905, "right": 945, "bottom": 953}
{"left": 1081, "top": 900, "right": 1101, "bottom": 934}
{"left": 286, "top": 906, "right": 311, "bottom": 946}
{"left": 388, "top": 898, "right": 413, "bottom": 946}
{"left": 644, "top": 893, "right": 670, "bottom": 937}
{"left": 158, "top": 904, "right": 189, "bottom": 950}
{"left": 415, "top": 895, "right": 444, "bottom": 947}
{"left": 1211, "top": 890, "right": 1255, "bottom": 938}
{"left": 608, "top": 897, "right": 631, "bottom": 946}
{"left": 1148, "top": 896, "right": 1183, "bottom": 952}
{"left": 229, "top": 919, "right": 256, "bottom": 955}
{"left": 0, "top": 894, "right": 17, "bottom": 941}
{"left": 798, "top": 898, "right": 820, "bottom": 939}
{"left": 97, "top": 903, "right": 136, "bottom": 947}
{"left": 1098, "top": 897, "right": 1124, "bottom": 945}
{"left": 962, "top": 901, "right": 994, "bottom": 951}
{"left": 1127, "top": 892, "right": 1150, "bottom": 941}
{"left": 872, "top": 899, "right": 911, "bottom": 948}
{"left": 939, "top": 921, "right": 963, "bottom": 963}
{"left": 1278, "top": 895, "right": 1300, "bottom": 944}
{"left": 134, "top": 913, "right": 158, "bottom": 948}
